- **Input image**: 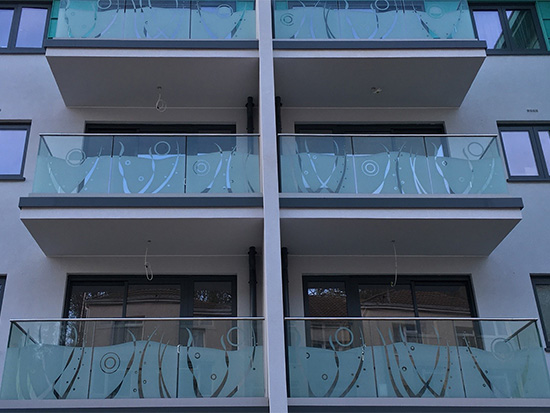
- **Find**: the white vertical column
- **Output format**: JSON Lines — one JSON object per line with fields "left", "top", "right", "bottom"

{"left": 256, "top": 0, "right": 288, "bottom": 412}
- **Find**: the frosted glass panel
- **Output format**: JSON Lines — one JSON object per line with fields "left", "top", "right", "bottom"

{"left": 50, "top": 0, "right": 256, "bottom": 39}
{"left": 287, "top": 318, "right": 550, "bottom": 398}
{"left": 274, "top": 0, "right": 475, "bottom": 40}
{"left": 32, "top": 135, "right": 260, "bottom": 194}
{"left": 280, "top": 135, "right": 507, "bottom": 194}
{"left": 1, "top": 319, "right": 264, "bottom": 399}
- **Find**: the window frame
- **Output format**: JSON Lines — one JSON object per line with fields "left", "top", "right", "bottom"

{"left": 531, "top": 276, "right": 550, "bottom": 350}
{"left": 64, "top": 274, "right": 238, "bottom": 319}
{"left": 0, "top": 124, "right": 31, "bottom": 181}
{"left": 470, "top": 3, "right": 548, "bottom": 55}
{"left": 499, "top": 124, "right": 550, "bottom": 182}
{"left": 0, "top": 2, "right": 50, "bottom": 54}
{"left": 0, "top": 277, "right": 5, "bottom": 315}
{"left": 303, "top": 275, "right": 478, "bottom": 318}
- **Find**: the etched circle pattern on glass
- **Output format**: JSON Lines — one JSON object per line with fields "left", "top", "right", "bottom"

{"left": 193, "top": 160, "right": 210, "bottom": 176}
{"left": 65, "top": 148, "right": 87, "bottom": 167}
{"left": 217, "top": 4, "right": 233, "bottom": 17}
{"left": 154, "top": 141, "right": 171, "bottom": 156}
{"left": 467, "top": 142, "right": 484, "bottom": 157}
{"left": 97, "top": 0, "right": 112, "bottom": 10}
{"left": 361, "top": 160, "right": 380, "bottom": 176}
{"left": 335, "top": 327, "right": 354, "bottom": 347}
{"left": 280, "top": 13, "right": 294, "bottom": 26}
{"left": 100, "top": 352, "right": 121, "bottom": 374}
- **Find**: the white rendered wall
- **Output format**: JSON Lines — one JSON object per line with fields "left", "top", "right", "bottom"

{"left": 1, "top": 47, "right": 550, "bottom": 410}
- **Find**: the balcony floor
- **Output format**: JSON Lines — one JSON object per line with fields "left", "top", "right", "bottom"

{"left": 274, "top": 43, "right": 486, "bottom": 108}
{"left": 20, "top": 197, "right": 263, "bottom": 257}
{"left": 280, "top": 196, "right": 522, "bottom": 256}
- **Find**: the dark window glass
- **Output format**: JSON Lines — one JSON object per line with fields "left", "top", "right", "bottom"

{"left": 0, "top": 277, "right": 5, "bottom": 313}
{"left": 414, "top": 284, "right": 472, "bottom": 317}
{"left": 471, "top": 5, "right": 546, "bottom": 53}
{"left": 194, "top": 281, "right": 233, "bottom": 317}
{"left": 305, "top": 277, "right": 475, "bottom": 318}
{"left": 68, "top": 284, "right": 125, "bottom": 318}
{"left": 359, "top": 284, "right": 415, "bottom": 317}
{"left": 532, "top": 277, "right": 550, "bottom": 348}
{"left": 66, "top": 277, "right": 236, "bottom": 319}
{"left": 304, "top": 277, "right": 476, "bottom": 349}
{"left": 507, "top": 9, "right": 540, "bottom": 49}
{"left": 126, "top": 284, "right": 181, "bottom": 318}
{"left": 538, "top": 131, "right": 550, "bottom": 173}
{"left": 500, "top": 126, "right": 550, "bottom": 180}
{"left": 307, "top": 282, "right": 348, "bottom": 317}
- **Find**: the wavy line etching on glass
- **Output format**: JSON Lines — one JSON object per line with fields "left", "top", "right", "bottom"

{"left": 50, "top": 0, "right": 256, "bottom": 40}
{"left": 1, "top": 320, "right": 263, "bottom": 399}
{"left": 273, "top": 0, "right": 475, "bottom": 40}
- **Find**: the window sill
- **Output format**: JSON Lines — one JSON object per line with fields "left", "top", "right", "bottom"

{"left": 0, "top": 176, "right": 25, "bottom": 181}
{"left": 0, "top": 49, "right": 45, "bottom": 54}
{"left": 507, "top": 178, "right": 550, "bottom": 183}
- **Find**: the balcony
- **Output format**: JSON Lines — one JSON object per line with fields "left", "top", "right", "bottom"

{"left": 49, "top": 0, "right": 256, "bottom": 42}
{"left": 272, "top": 0, "right": 486, "bottom": 107}
{"left": 279, "top": 134, "right": 523, "bottom": 256}
{"left": 20, "top": 134, "right": 263, "bottom": 257}
{"left": 45, "top": 1, "right": 258, "bottom": 107}
{"left": 286, "top": 317, "right": 550, "bottom": 403}
{"left": 1, "top": 318, "right": 264, "bottom": 404}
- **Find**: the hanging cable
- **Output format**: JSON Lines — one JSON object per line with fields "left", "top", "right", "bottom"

{"left": 144, "top": 240, "right": 154, "bottom": 281}
{"left": 155, "top": 86, "right": 167, "bottom": 112}
{"left": 390, "top": 240, "right": 398, "bottom": 287}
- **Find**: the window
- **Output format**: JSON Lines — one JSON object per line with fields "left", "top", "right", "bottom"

{"left": 500, "top": 125, "right": 550, "bottom": 180}
{"left": 65, "top": 275, "right": 236, "bottom": 319}
{"left": 304, "top": 276, "right": 478, "bottom": 348}
{"left": 304, "top": 276, "right": 476, "bottom": 318}
{"left": 65, "top": 276, "right": 236, "bottom": 346}
{"left": 471, "top": 4, "right": 546, "bottom": 54}
{"left": 0, "top": 4, "right": 49, "bottom": 53}
{"left": 0, "top": 277, "right": 5, "bottom": 314}
{"left": 532, "top": 277, "right": 550, "bottom": 349}
{"left": 0, "top": 125, "right": 30, "bottom": 180}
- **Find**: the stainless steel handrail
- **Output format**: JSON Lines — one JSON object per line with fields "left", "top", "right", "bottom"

{"left": 278, "top": 133, "right": 498, "bottom": 138}
{"left": 11, "top": 317, "right": 264, "bottom": 322}
{"left": 285, "top": 317, "right": 536, "bottom": 322}
{"left": 40, "top": 133, "right": 260, "bottom": 137}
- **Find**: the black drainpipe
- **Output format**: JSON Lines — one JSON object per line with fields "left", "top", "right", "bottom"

{"left": 275, "top": 96, "right": 282, "bottom": 134}
{"left": 281, "top": 247, "right": 289, "bottom": 317}
{"left": 248, "top": 246, "right": 257, "bottom": 317}
{"left": 246, "top": 97, "right": 255, "bottom": 134}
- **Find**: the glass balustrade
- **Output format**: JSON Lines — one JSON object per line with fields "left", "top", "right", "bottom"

{"left": 32, "top": 134, "right": 260, "bottom": 194}
{"left": 48, "top": 0, "right": 256, "bottom": 40}
{"left": 279, "top": 134, "right": 507, "bottom": 194}
{"left": 273, "top": 0, "right": 476, "bottom": 40}
{"left": 286, "top": 318, "right": 550, "bottom": 398}
{"left": 1, "top": 318, "right": 264, "bottom": 400}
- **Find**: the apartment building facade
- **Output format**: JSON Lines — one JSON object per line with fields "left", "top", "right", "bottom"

{"left": 0, "top": 0, "right": 550, "bottom": 411}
